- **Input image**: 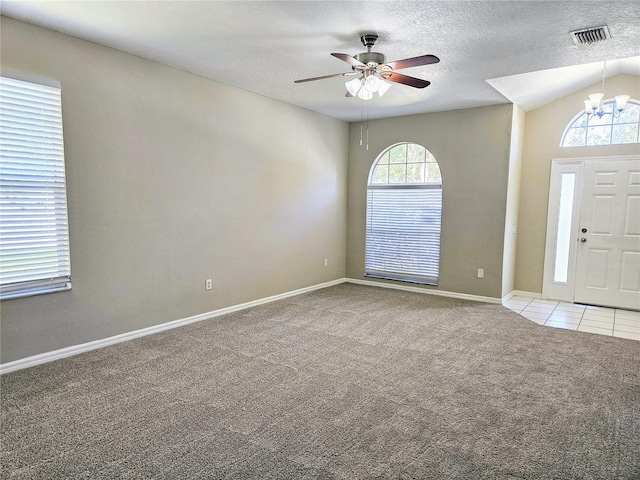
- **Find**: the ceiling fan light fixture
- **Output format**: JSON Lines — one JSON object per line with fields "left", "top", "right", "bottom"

{"left": 363, "top": 74, "right": 381, "bottom": 93}
{"left": 347, "top": 74, "right": 390, "bottom": 100}
{"left": 345, "top": 77, "right": 362, "bottom": 96}
{"left": 357, "top": 86, "right": 374, "bottom": 100}
{"left": 377, "top": 81, "right": 392, "bottom": 97}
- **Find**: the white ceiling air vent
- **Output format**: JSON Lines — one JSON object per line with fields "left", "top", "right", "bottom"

{"left": 569, "top": 25, "right": 611, "bottom": 45}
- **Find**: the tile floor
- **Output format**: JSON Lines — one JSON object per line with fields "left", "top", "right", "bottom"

{"left": 504, "top": 294, "right": 640, "bottom": 341}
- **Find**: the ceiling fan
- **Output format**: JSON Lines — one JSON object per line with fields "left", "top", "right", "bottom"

{"left": 294, "top": 34, "right": 440, "bottom": 100}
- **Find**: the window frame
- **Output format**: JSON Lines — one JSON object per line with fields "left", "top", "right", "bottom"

{"left": 365, "top": 142, "right": 443, "bottom": 285}
{"left": 0, "top": 74, "right": 72, "bottom": 300}
{"left": 560, "top": 99, "right": 640, "bottom": 148}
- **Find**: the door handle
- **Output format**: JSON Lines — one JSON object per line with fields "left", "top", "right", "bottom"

{"left": 580, "top": 238, "right": 587, "bottom": 243}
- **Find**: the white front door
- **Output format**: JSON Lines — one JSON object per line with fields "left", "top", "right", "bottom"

{"left": 574, "top": 158, "right": 640, "bottom": 310}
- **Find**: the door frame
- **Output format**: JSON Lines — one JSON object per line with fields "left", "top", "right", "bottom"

{"left": 542, "top": 155, "right": 640, "bottom": 303}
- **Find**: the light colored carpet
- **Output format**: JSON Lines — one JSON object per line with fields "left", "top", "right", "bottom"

{"left": 1, "top": 283, "right": 639, "bottom": 479}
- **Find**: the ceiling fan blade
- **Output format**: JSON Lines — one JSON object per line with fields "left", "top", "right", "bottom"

{"left": 386, "top": 54, "right": 440, "bottom": 70}
{"left": 331, "top": 53, "right": 367, "bottom": 67}
{"left": 385, "top": 72, "right": 431, "bottom": 88}
{"left": 294, "top": 72, "right": 358, "bottom": 83}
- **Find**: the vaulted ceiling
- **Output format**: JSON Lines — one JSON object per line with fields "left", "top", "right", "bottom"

{"left": 1, "top": 1, "right": 639, "bottom": 121}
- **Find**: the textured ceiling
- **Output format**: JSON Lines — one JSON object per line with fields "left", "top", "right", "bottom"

{"left": 1, "top": 1, "right": 640, "bottom": 122}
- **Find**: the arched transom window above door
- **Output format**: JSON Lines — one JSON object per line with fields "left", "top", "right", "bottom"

{"left": 561, "top": 99, "right": 640, "bottom": 147}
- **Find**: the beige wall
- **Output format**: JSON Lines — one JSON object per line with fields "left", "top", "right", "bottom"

{"left": 346, "top": 104, "right": 514, "bottom": 298}
{"left": 515, "top": 74, "right": 640, "bottom": 293}
{"left": 0, "top": 17, "right": 349, "bottom": 363}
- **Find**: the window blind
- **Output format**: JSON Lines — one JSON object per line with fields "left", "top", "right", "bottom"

{"left": 0, "top": 76, "right": 71, "bottom": 299}
{"left": 365, "top": 186, "right": 442, "bottom": 285}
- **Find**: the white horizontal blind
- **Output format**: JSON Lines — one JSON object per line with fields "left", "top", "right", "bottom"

{"left": 365, "top": 186, "right": 442, "bottom": 285}
{"left": 0, "top": 76, "right": 71, "bottom": 299}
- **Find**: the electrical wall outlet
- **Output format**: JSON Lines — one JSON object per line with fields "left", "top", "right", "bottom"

{"left": 205, "top": 278, "right": 212, "bottom": 290}
{"left": 477, "top": 268, "right": 484, "bottom": 279}
{"left": 323, "top": 259, "right": 328, "bottom": 267}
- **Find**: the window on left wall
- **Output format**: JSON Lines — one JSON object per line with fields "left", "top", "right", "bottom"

{"left": 0, "top": 75, "right": 72, "bottom": 300}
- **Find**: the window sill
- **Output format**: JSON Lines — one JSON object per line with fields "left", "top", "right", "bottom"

{"left": 1, "top": 283, "right": 72, "bottom": 301}
{"left": 365, "top": 273, "right": 438, "bottom": 286}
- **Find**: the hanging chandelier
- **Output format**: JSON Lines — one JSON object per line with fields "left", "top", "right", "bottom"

{"left": 584, "top": 60, "right": 630, "bottom": 119}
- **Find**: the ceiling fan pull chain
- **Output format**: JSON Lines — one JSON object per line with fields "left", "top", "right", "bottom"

{"left": 366, "top": 124, "right": 369, "bottom": 150}
{"left": 366, "top": 105, "right": 370, "bottom": 151}
{"left": 360, "top": 103, "right": 364, "bottom": 146}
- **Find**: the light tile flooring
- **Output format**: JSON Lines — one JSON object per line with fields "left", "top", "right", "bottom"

{"left": 504, "top": 294, "right": 640, "bottom": 341}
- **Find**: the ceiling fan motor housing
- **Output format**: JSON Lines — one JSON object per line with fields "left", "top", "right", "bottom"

{"left": 354, "top": 51, "right": 387, "bottom": 67}
{"left": 356, "top": 34, "right": 386, "bottom": 67}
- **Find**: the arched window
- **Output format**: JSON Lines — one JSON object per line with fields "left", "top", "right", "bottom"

{"left": 561, "top": 99, "right": 640, "bottom": 147}
{"left": 365, "top": 143, "right": 442, "bottom": 285}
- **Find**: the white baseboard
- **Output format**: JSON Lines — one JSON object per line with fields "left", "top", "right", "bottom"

{"left": 0, "top": 278, "right": 347, "bottom": 375}
{"left": 345, "top": 278, "right": 502, "bottom": 304}
{"left": 502, "top": 290, "right": 542, "bottom": 302}
{"left": 2, "top": 277, "right": 509, "bottom": 374}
